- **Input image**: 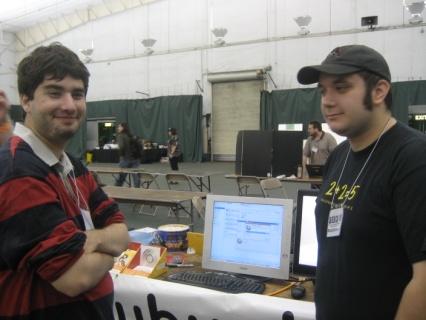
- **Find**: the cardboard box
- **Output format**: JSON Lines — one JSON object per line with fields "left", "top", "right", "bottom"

{"left": 121, "top": 243, "right": 167, "bottom": 279}
{"left": 112, "top": 242, "right": 140, "bottom": 273}
{"left": 187, "top": 232, "right": 204, "bottom": 254}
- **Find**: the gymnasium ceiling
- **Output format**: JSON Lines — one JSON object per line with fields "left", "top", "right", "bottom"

{"left": 0, "top": 0, "right": 159, "bottom": 47}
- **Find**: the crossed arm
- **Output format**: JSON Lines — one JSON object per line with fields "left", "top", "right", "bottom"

{"left": 51, "top": 223, "right": 130, "bottom": 297}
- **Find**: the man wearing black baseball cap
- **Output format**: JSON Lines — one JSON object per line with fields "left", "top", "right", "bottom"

{"left": 297, "top": 45, "right": 426, "bottom": 319}
{"left": 297, "top": 45, "right": 391, "bottom": 85}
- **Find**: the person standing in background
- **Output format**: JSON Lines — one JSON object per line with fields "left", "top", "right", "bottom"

{"left": 302, "top": 120, "right": 337, "bottom": 176}
{"left": 0, "top": 42, "right": 131, "bottom": 319}
{"left": 167, "top": 127, "right": 181, "bottom": 178}
{"left": 115, "top": 122, "right": 141, "bottom": 188}
{"left": 0, "top": 90, "right": 13, "bottom": 147}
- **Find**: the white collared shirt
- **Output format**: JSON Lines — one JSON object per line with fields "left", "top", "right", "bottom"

{"left": 14, "top": 123, "right": 78, "bottom": 201}
{"left": 14, "top": 123, "right": 73, "bottom": 172}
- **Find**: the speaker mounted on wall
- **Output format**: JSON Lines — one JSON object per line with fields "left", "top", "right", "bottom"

{"left": 361, "top": 16, "right": 378, "bottom": 29}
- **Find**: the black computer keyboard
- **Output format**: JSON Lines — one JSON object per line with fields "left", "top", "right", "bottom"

{"left": 163, "top": 271, "right": 265, "bottom": 294}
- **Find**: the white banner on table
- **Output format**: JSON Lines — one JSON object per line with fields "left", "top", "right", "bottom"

{"left": 112, "top": 273, "right": 315, "bottom": 320}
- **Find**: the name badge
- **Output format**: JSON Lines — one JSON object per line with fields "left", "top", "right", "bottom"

{"left": 327, "top": 207, "right": 344, "bottom": 237}
{"left": 311, "top": 146, "right": 318, "bottom": 153}
{"left": 81, "top": 208, "right": 95, "bottom": 230}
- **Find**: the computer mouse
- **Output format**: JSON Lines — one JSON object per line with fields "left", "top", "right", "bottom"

{"left": 291, "top": 285, "right": 306, "bottom": 300}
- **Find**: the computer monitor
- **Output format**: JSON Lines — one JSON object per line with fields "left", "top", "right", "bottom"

{"left": 306, "top": 164, "right": 324, "bottom": 178}
{"left": 202, "top": 194, "right": 294, "bottom": 280}
{"left": 292, "top": 189, "right": 319, "bottom": 278}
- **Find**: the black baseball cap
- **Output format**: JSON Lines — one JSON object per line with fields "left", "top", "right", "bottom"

{"left": 297, "top": 45, "right": 391, "bottom": 85}
{"left": 168, "top": 127, "right": 177, "bottom": 134}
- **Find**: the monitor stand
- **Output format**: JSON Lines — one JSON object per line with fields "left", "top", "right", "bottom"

{"left": 231, "top": 273, "right": 272, "bottom": 282}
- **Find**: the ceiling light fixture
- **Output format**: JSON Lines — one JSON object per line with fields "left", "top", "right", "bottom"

{"left": 211, "top": 27, "right": 228, "bottom": 45}
{"left": 294, "top": 15, "right": 312, "bottom": 36}
{"left": 404, "top": 1, "right": 426, "bottom": 24}
{"left": 79, "top": 48, "right": 94, "bottom": 63}
{"left": 141, "top": 38, "right": 156, "bottom": 55}
{"left": 79, "top": 48, "right": 94, "bottom": 56}
{"left": 79, "top": 7, "right": 95, "bottom": 63}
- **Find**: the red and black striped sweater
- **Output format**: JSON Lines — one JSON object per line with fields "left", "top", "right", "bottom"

{"left": 0, "top": 136, "right": 125, "bottom": 320}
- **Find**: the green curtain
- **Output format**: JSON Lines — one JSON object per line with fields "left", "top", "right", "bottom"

{"left": 261, "top": 80, "right": 426, "bottom": 138}
{"left": 65, "top": 100, "right": 129, "bottom": 159}
{"left": 67, "top": 95, "right": 203, "bottom": 162}
{"left": 10, "top": 105, "right": 24, "bottom": 123}
{"left": 391, "top": 80, "right": 426, "bottom": 122}
{"left": 127, "top": 95, "right": 203, "bottom": 162}
{"left": 260, "top": 88, "right": 322, "bottom": 134}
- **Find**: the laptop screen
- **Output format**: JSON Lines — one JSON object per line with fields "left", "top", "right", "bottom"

{"left": 306, "top": 165, "right": 324, "bottom": 178}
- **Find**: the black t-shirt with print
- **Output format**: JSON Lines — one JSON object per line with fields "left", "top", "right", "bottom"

{"left": 315, "top": 122, "right": 426, "bottom": 320}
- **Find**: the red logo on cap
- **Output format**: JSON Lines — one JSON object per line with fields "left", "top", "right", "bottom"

{"left": 329, "top": 47, "right": 343, "bottom": 57}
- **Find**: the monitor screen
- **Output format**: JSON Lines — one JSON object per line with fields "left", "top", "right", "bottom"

{"left": 202, "top": 194, "right": 294, "bottom": 280}
{"left": 292, "top": 189, "right": 319, "bottom": 278}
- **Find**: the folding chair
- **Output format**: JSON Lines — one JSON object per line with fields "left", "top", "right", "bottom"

{"left": 139, "top": 172, "right": 160, "bottom": 189}
{"left": 165, "top": 173, "right": 193, "bottom": 191}
{"left": 260, "top": 178, "right": 297, "bottom": 222}
{"left": 192, "top": 196, "right": 205, "bottom": 221}
{"left": 165, "top": 173, "right": 192, "bottom": 218}
{"left": 85, "top": 156, "right": 105, "bottom": 187}
{"left": 236, "top": 176, "right": 263, "bottom": 197}
{"left": 91, "top": 172, "right": 106, "bottom": 187}
{"left": 260, "top": 178, "right": 289, "bottom": 199}
{"left": 136, "top": 172, "right": 160, "bottom": 216}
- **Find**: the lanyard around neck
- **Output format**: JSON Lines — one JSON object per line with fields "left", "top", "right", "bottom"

{"left": 330, "top": 117, "right": 392, "bottom": 209}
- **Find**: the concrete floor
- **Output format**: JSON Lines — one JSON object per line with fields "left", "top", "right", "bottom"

{"left": 90, "top": 161, "right": 310, "bottom": 233}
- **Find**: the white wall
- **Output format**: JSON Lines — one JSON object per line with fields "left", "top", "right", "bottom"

{"left": 0, "top": 31, "right": 18, "bottom": 102}
{"left": 2, "top": 0, "right": 426, "bottom": 114}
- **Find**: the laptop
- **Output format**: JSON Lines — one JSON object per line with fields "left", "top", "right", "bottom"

{"left": 306, "top": 165, "right": 324, "bottom": 178}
